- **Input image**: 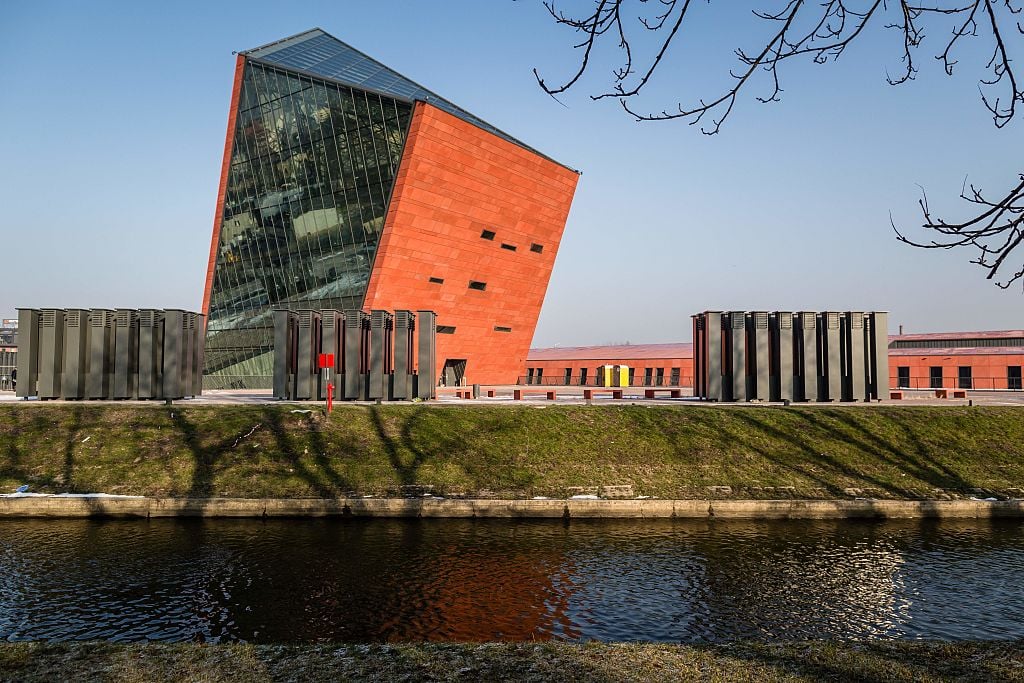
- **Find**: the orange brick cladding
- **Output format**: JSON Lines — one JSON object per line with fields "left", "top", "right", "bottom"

{"left": 364, "top": 103, "right": 579, "bottom": 385}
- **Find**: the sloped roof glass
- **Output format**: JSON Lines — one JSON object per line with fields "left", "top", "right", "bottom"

{"left": 242, "top": 28, "right": 553, "bottom": 161}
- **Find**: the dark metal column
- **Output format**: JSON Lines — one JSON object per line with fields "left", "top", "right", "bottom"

{"left": 162, "top": 309, "right": 185, "bottom": 400}
{"left": 730, "top": 311, "right": 747, "bottom": 401}
{"left": 692, "top": 314, "right": 706, "bottom": 399}
{"left": 369, "top": 311, "right": 393, "bottom": 400}
{"left": 771, "top": 311, "right": 794, "bottom": 402}
{"left": 15, "top": 309, "right": 39, "bottom": 398}
{"left": 87, "top": 309, "right": 114, "bottom": 399}
{"left": 416, "top": 311, "right": 436, "bottom": 399}
{"left": 751, "top": 311, "right": 770, "bottom": 401}
{"left": 344, "top": 310, "right": 368, "bottom": 400}
{"left": 392, "top": 311, "right": 414, "bottom": 400}
{"left": 796, "top": 312, "right": 817, "bottom": 402}
{"left": 295, "top": 310, "right": 321, "bottom": 401}
{"left": 38, "top": 309, "right": 65, "bottom": 400}
{"left": 190, "top": 313, "right": 205, "bottom": 398}
{"left": 273, "top": 309, "right": 296, "bottom": 399}
{"left": 137, "top": 310, "right": 163, "bottom": 400}
{"left": 870, "top": 311, "right": 890, "bottom": 400}
{"left": 847, "top": 311, "right": 866, "bottom": 401}
{"left": 319, "top": 310, "right": 343, "bottom": 400}
{"left": 62, "top": 309, "right": 89, "bottom": 399}
{"left": 705, "top": 311, "right": 723, "bottom": 401}
{"left": 823, "top": 311, "right": 842, "bottom": 402}
{"left": 113, "top": 309, "right": 138, "bottom": 399}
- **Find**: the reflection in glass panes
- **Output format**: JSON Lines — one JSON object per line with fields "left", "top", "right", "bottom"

{"left": 204, "top": 60, "right": 412, "bottom": 389}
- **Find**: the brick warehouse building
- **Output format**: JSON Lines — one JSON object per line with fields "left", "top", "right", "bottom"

{"left": 526, "top": 331, "right": 1024, "bottom": 393}
{"left": 202, "top": 29, "right": 579, "bottom": 389}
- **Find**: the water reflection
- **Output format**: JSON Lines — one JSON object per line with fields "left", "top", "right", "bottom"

{"left": 0, "top": 519, "right": 1022, "bottom": 643}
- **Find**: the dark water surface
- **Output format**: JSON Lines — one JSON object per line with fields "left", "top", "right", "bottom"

{"left": 1, "top": 518, "right": 1023, "bottom": 643}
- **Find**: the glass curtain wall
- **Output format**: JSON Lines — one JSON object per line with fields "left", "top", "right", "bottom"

{"left": 204, "top": 59, "right": 412, "bottom": 389}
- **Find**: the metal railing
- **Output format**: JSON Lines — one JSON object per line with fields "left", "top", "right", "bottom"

{"left": 519, "top": 374, "right": 693, "bottom": 388}
{"left": 893, "top": 376, "right": 1022, "bottom": 391}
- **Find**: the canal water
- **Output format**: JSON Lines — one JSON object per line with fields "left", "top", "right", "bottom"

{"left": 1, "top": 518, "right": 1022, "bottom": 643}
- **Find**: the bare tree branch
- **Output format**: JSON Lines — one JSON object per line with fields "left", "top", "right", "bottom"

{"left": 534, "top": 0, "right": 1024, "bottom": 288}
{"left": 895, "top": 176, "right": 1024, "bottom": 288}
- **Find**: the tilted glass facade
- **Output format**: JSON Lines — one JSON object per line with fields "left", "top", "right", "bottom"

{"left": 246, "top": 28, "right": 539, "bottom": 156}
{"left": 204, "top": 59, "right": 411, "bottom": 388}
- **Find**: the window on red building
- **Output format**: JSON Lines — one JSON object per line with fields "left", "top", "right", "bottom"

{"left": 958, "top": 366, "right": 973, "bottom": 390}
{"left": 897, "top": 366, "right": 910, "bottom": 388}
{"left": 929, "top": 367, "right": 943, "bottom": 389}
{"left": 1010, "top": 366, "right": 1022, "bottom": 391}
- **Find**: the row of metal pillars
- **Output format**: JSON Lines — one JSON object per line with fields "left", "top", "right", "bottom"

{"left": 273, "top": 309, "right": 436, "bottom": 401}
{"left": 692, "top": 311, "right": 889, "bottom": 402}
{"left": 16, "top": 308, "right": 204, "bottom": 400}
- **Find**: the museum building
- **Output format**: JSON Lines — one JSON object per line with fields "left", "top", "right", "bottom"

{"left": 202, "top": 29, "right": 579, "bottom": 388}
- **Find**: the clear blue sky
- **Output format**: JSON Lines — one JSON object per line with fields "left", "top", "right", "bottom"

{"left": 1, "top": 1, "right": 1019, "bottom": 346}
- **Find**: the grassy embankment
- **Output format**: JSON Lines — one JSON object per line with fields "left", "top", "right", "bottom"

{"left": 1, "top": 404, "right": 1023, "bottom": 499}
{"left": 1, "top": 641, "right": 1023, "bottom": 682}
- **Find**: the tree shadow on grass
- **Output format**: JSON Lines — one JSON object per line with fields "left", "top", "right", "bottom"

{"left": 367, "top": 406, "right": 429, "bottom": 487}
{"left": 702, "top": 408, "right": 909, "bottom": 497}
{"left": 0, "top": 409, "right": 24, "bottom": 486}
{"left": 365, "top": 406, "right": 503, "bottom": 491}
{"left": 168, "top": 403, "right": 360, "bottom": 499}
{"left": 260, "top": 407, "right": 354, "bottom": 496}
{"left": 718, "top": 407, "right": 978, "bottom": 496}
{"left": 1, "top": 408, "right": 80, "bottom": 492}
{"left": 60, "top": 406, "right": 85, "bottom": 492}
{"left": 824, "top": 409, "right": 973, "bottom": 491}
{"left": 706, "top": 640, "right": 1016, "bottom": 683}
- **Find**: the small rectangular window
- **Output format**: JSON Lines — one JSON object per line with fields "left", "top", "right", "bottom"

{"left": 1009, "top": 366, "right": 1022, "bottom": 390}
{"left": 527, "top": 368, "right": 535, "bottom": 384}
{"left": 656, "top": 368, "right": 665, "bottom": 386}
{"left": 644, "top": 367, "right": 653, "bottom": 386}
{"left": 481, "top": 230, "right": 495, "bottom": 240}
{"left": 897, "top": 366, "right": 910, "bottom": 388}
{"left": 530, "top": 243, "right": 544, "bottom": 253}
{"left": 670, "top": 368, "right": 680, "bottom": 386}
{"left": 580, "top": 367, "right": 588, "bottom": 385}
{"left": 500, "top": 243, "right": 517, "bottom": 251}
{"left": 958, "top": 366, "right": 973, "bottom": 390}
{"left": 563, "top": 367, "right": 572, "bottom": 385}
{"left": 929, "top": 366, "right": 943, "bottom": 389}
{"left": 468, "top": 281, "right": 487, "bottom": 291}
{"left": 494, "top": 326, "right": 512, "bottom": 332}
{"left": 429, "top": 277, "right": 444, "bottom": 284}
{"left": 437, "top": 326, "right": 456, "bottom": 334}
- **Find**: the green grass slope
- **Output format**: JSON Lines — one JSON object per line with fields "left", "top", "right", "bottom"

{"left": 1, "top": 404, "right": 1022, "bottom": 499}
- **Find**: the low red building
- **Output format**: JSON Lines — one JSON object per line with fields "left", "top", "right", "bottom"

{"left": 527, "top": 331, "right": 1024, "bottom": 392}
{"left": 524, "top": 343, "right": 693, "bottom": 387}
{"left": 888, "top": 330, "right": 1024, "bottom": 390}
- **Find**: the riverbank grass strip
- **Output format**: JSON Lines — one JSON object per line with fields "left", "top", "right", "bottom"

{"left": 2, "top": 641, "right": 1023, "bottom": 682}
{"left": 2, "top": 404, "right": 1023, "bottom": 500}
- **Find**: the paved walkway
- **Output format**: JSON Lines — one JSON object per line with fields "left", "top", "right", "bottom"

{"left": 2, "top": 387, "right": 1022, "bottom": 407}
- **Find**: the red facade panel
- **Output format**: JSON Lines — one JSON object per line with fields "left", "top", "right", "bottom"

{"left": 364, "top": 103, "right": 579, "bottom": 384}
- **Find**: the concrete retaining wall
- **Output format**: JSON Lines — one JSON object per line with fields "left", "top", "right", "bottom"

{"left": 1, "top": 497, "right": 1022, "bottom": 519}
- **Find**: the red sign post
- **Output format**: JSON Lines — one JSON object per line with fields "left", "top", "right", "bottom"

{"left": 318, "top": 353, "right": 335, "bottom": 413}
